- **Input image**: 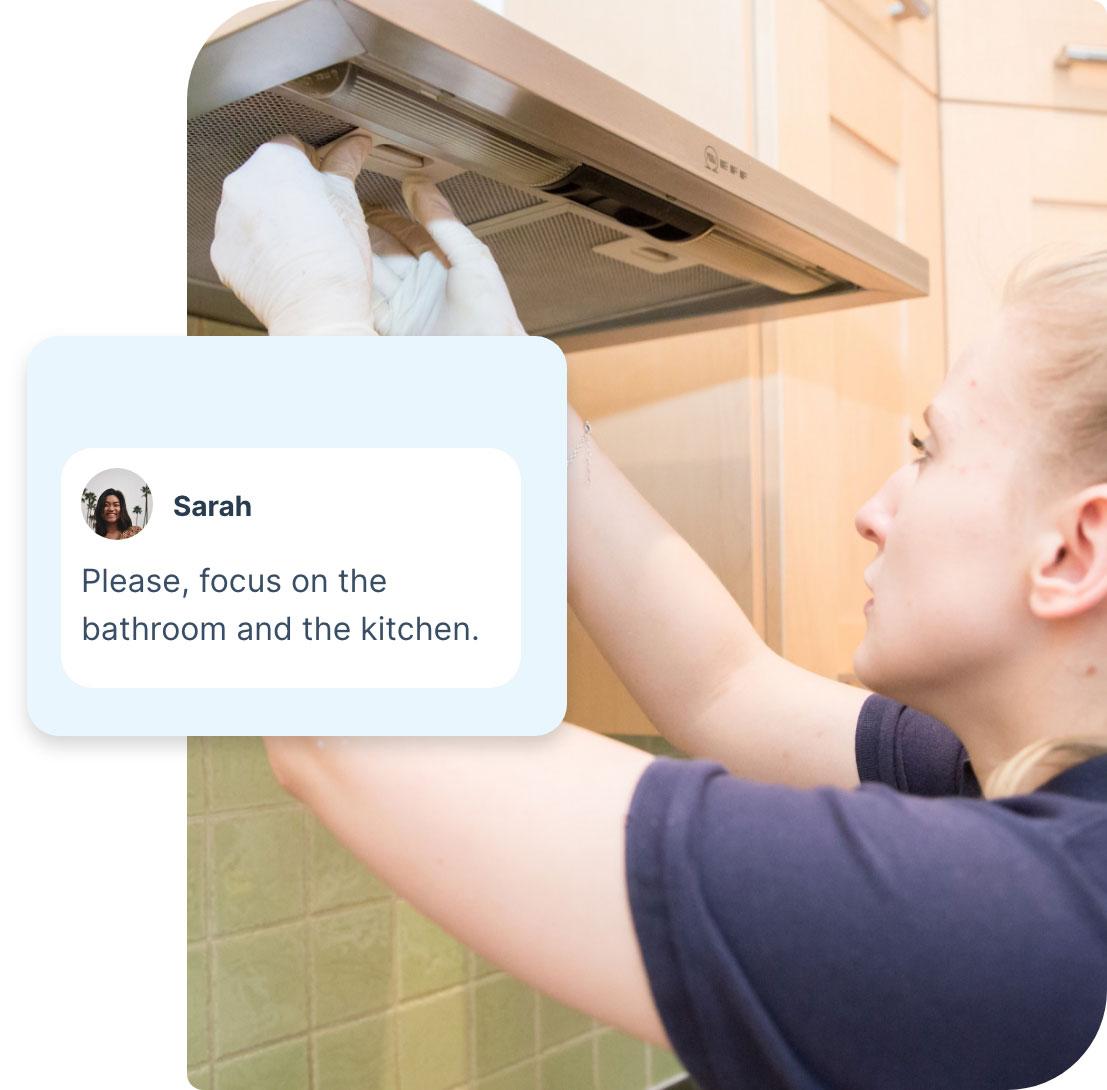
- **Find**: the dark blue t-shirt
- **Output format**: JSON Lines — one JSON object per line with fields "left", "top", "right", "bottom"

{"left": 625, "top": 692, "right": 1107, "bottom": 1090}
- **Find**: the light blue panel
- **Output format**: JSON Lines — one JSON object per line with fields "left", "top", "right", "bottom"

{"left": 28, "top": 336, "right": 566, "bottom": 737}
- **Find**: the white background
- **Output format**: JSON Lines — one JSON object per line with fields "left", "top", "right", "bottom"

{"left": 61, "top": 448, "right": 521, "bottom": 689}
{"left": 0, "top": 2, "right": 1102, "bottom": 1089}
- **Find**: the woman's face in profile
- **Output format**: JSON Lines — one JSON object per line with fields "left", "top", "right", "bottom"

{"left": 102, "top": 495, "right": 121, "bottom": 524}
{"left": 851, "top": 310, "right": 1041, "bottom": 707}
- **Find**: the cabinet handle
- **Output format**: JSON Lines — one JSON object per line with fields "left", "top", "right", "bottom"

{"left": 1055, "top": 45, "right": 1107, "bottom": 69}
{"left": 888, "top": 0, "right": 931, "bottom": 19}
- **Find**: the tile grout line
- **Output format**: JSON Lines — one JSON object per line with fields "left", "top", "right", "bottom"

{"left": 208, "top": 997, "right": 409, "bottom": 1069}
{"left": 587, "top": 1025, "right": 603, "bottom": 1089}
{"left": 303, "top": 806, "right": 316, "bottom": 1090}
{"left": 390, "top": 894, "right": 401, "bottom": 1089}
{"left": 481, "top": 1053, "right": 539, "bottom": 1088}
{"left": 468, "top": 949, "right": 478, "bottom": 1088}
{"left": 209, "top": 969, "right": 456, "bottom": 1071}
{"left": 189, "top": 963, "right": 474, "bottom": 1065}
{"left": 200, "top": 738, "right": 216, "bottom": 1089}
{"left": 204, "top": 896, "right": 393, "bottom": 945}
{"left": 205, "top": 798, "right": 303, "bottom": 821}
{"left": 533, "top": 984, "right": 542, "bottom": 1090}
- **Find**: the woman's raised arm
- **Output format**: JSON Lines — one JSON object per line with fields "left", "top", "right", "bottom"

{"left": 567, "top": 405, "right": 867, "bottom": 789}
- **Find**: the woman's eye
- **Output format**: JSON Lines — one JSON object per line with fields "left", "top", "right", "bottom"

{"left": 909, "top": 430, "right": 931, "bottom": 465}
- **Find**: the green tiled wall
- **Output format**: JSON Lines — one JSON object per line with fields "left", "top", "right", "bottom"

{"left": 188, "top": 737, "right": 687, "bottom": 1090}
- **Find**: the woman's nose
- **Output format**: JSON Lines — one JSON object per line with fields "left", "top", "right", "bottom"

{"left": 854, "top": 463, "right": 914, "bottom": 548}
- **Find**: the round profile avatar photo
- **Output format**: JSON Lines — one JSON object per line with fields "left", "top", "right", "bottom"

{"left": 81, "top": 469, "right": 151, "bottom": 541}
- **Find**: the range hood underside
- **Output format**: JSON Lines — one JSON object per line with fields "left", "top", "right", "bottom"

{"left": 189, "top": 84, "right": 857, "bottom": 341}
{"left": 188, "top": 0, "right": 927, "bottom": 347}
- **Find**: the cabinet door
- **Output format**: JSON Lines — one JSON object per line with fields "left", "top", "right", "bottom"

{"left": 942, "top": 103, "right": 1107, "bottom": 363}
{"left": 566, "top": 327, "right": 762, "bottom": 735}
{"left": 940, "top": 0, "right": 1107, "bottom": 111}
{"left": 820, "top": 0, "right": 939, "bottom": 93}
{"left": 499, "top": 0, "right": 765, "bottom": 735}
{"left": 765, "top": 0, "right": 946, "bottom": 679}
{"left": 500, "top": 0, "right": 756, "bottom": 149}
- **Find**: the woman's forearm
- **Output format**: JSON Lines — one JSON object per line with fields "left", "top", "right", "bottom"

{"left": 566, "top": 405, "right": 768, "bottom": 751}
{"left": 264, "top": 725, "right": 668, "bottom": 1046}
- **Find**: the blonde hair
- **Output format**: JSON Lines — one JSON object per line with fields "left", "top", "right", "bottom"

{"left": 985, "top": 738, "right": 1107, "bottom": 799}
{"left": 984, "top": 248, "right": 1107, "bottom": 798}
{"left": 1003, "top": 247, "right": 1107, "bottom": 487}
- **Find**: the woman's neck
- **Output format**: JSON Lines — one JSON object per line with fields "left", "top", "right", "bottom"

{"left": 920, "top": 637, "right": 1107, "bottom": 794}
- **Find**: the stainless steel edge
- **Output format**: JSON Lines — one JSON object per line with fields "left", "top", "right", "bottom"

{"left": 188, "top": 0, "right": 366, "bottom": 118}
{"left": 187, "top": 277, "right": 895, "bottom": 348}
{"left": 550, "top": 288, "right": 902, "bottom": 353}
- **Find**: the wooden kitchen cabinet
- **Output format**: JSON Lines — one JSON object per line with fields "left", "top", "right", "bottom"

{"left": 565, "top": 328, "right": 763, "bottom": 735}
{"left": 507, "top": 0, "right": 947, "bottom": 721}
{"left": 941, "top": 102, "right": 1107, "bottom": 363}
{"left": 940, "top": 0, "right": 1107, "bottom": 111}
{"left": 762, "top": 0, "right": 946, "bottom": 679}
{"left": 500, "top": 0, "right": 756, "bottom": 150}
{"left": 501, "top": 0, "right": 769, "bottom": 735}
{"left": 820, "top": 0, "right": 940, "bottom": 93}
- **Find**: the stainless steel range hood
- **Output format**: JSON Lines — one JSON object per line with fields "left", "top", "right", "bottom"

{"left": 188, "top": 0, "right": 928, "bottom": 348}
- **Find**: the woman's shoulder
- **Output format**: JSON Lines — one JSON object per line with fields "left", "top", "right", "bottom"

{"left": 120, "top": 525, "right": 142, "bottom": 539}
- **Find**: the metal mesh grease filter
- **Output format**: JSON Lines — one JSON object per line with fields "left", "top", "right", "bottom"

{"left": 188, "top": 89, "right": 543, "bottom": 285}
{"left": 188, "top": 88, "right": 752, "bottom": 334}
{"left": 485, "top": 213, "right": 744, "bottom": 335}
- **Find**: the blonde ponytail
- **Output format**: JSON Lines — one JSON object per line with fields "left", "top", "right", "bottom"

{"left": 984, "top": 737, "right": 1107, "bottom": 799}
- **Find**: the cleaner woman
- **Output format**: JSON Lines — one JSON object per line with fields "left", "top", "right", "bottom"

{"left": 211, "top": 134, "right": 1107, "bottom": 1090}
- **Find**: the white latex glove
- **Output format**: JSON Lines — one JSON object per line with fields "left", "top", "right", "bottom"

{"left": 365, "top": 176, "right": 525, "bottom": 336}
{"left": 210, "top": 134, "right": 377, "bottom": 335}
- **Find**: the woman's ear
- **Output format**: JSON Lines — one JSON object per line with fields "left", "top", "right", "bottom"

{"left": 1028, "top": 486, "right": 1107, "bottom": 619}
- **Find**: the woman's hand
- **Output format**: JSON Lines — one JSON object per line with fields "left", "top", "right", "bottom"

{"left": 210, "top": 133, "right": 377, "bottom": 336}
{"left": 366, "top": 177, "right": 526, "bottom": 336}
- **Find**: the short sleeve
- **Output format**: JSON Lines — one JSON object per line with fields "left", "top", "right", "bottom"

{"left": 625, "top": 757, "right": 1106, "bottom": 1090}
{"left": 855, "top": 692, "right": 980, "bottom": 797}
